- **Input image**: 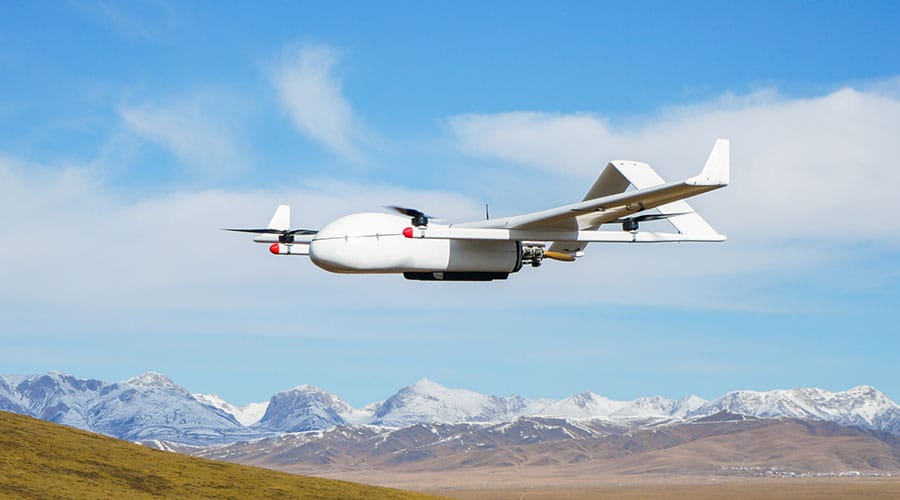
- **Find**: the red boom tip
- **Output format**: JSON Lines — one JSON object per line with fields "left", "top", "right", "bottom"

{"left": 269, "top": 243, "right": 280, "bottom": 254}
{"left": 402, "top": 227, "right": 413, "bottom": 238}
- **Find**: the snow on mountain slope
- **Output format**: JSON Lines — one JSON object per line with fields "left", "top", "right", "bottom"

{"left": 0, "top": 372, "right": 257, "bottom": 445}
{"left": 670, "top": 395, "right": 707, "bottom": 418}
{"left": 691, "top": 385, "right": 900, "bottom": 432}
{"left": 533, "top": 392, "right": 627, "bottom": 419}
{"left": 612, "top": 395, "right": 683, "bottom": 418}
{"left": 0, "top": 372, "right": 106, "bottom": 429}
{"left": 86, "top": 373, "right": 255, "bottom": 444}
{"left": 524, "top": 392, "right": 709, "bottom": 420}
{"left": 372, "top": 378, "right": 529, "bottom": 426}
{"left": 258, "top": 385, "right": 355, "bottom": 432}
{"left": 193, "top": 394, "right": 269, "bottom": 426}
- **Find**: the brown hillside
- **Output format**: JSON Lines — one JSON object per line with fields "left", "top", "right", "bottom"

{"left": 0, "top": 411, "right": 440, "bottom": 499}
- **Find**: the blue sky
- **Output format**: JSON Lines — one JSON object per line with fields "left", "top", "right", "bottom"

{"left": 1, "top": 1, "right": 899, "bottom": 406}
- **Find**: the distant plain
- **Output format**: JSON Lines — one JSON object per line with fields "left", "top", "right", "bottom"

{"left": 425, "top": 478, "right": 900, "bottom": 500}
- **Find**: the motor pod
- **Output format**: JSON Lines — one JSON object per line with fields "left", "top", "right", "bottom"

{"left": 269, "top": 243, "right": 309, "bottom": 255}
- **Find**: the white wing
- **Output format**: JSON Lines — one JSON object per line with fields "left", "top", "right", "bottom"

{"left": 408, "top": 139, "right": 729, "bottom": 254}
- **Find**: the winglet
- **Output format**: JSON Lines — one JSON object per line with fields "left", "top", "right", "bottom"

{"left": 690, "top": 138, "right": 729, "bottom": 186}
{"left": 267, "top": 205, "right": 291, "bottom": 230}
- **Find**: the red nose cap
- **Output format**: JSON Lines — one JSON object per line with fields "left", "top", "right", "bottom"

{"left": 402, "top": 227, "right": 414, "bottom": 238}
{"left": 269, "top": 243, "right": 280, "bottom": 254}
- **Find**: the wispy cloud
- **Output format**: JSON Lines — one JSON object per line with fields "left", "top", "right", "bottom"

{"left": 119, "top": 90, "right": 251, "bottom": 177}
{"left": 71, "top": 0, "right": 179, "bottom": 41}
{"left": 272, "top": 44, "right": 371, "bottom": 163}
{"left": 447, "top": 84, "right": 900, "bottom": 243}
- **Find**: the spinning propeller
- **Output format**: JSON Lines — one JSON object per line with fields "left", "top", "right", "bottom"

{"left": 222, "top": 227, "right": 317, "bottom": 244}
{"left": 612, "top": 212, "right": 690, "bottom": 233}
{"left": 386, "top": 206, "right": 433, "bottom": 227}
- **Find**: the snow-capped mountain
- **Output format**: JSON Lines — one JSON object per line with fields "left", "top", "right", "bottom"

{"left": 87, "top": 373, "right": 258, "bottom": 444}
{"left": 0, "top": 372, "right": 262, "bottom": 445}
{"left": 691, "top": 385, "right": 900, "bottom": 433}
{"left": 534, "top": 392, "right": 629, "bottom": 419}
{"left": 193, "top": 393, "right": 268, "bottom": 426}
{"left": 257, "top": 385, "right": 357, "bottom": 431}
{"left": 371, "top": 378, "right": 541, "bottom": 426}
{"left": 0, "top": 371, "right": 106, "bottom": 428}
{"left": 368, "top": 381, "right": 707, "bottom": 425}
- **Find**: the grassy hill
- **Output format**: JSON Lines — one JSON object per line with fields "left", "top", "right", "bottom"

{"left": 0, "top": 411, "right": 440, "bottom": 499}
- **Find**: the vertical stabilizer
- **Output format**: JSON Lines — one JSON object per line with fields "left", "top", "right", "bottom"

{"left": 267, "top": 205, "right": 291, "bottom": 231}
{"left": 691, "top": 138, "right": 729, "bottom": 186}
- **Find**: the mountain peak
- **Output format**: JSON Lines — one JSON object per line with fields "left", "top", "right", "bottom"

{"left": 409, "top": 378, "right": 448, "bottom": 392}
{"left": 260, "top": 385, "right": 352, "bottom": 432}
{"left": 570, "top": 392, "right": 610, "bottom": 406}
{"left": 123, "top": 372, "right": 177, "bottom": 388}
{"left": 286, "top": 384, "right": 327, "bottom": 393}
{"left": 845, "top": 385, "right": 880, "bottom": 396}
{"left": 373, "top": 379, "right": 506, "bottom": 426}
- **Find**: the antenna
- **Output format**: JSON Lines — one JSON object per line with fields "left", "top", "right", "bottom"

{"left": 485, "top": 203, "right": 490, "bottom": 220}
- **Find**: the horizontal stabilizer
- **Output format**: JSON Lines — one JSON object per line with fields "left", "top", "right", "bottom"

{"left": 655, "top": 200, "right": 725, "bottom": 240}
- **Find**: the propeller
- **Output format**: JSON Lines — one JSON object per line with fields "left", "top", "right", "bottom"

{"left": 222, "top": 227, "right": 317, "bottom": 244}
{"left": 612, "top": 212, "right": 690, "bottom": 233}
{"left": 386, "top": 206, "right": 432, "bottom": 227}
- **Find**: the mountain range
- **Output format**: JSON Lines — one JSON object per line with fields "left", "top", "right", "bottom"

{"left": 194, "top": 414, "right": 900, "bottom": 480}
{"left": 1, "top": 371, "right": 899, "bottom": 448}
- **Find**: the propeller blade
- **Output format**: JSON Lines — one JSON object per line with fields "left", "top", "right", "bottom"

{"left": 385, "top": 206, "right": 428, "bottom": 218}
{"left": 222, "top": 228, "right": 318, "bottom": 235}
{"left": 386, "top": 205, "right": 433, "bottom": 226}
{"left": 611, "top": 212, "right": 691, "bottom": 223}
{"left": 221, "top": 228, "right": 285, "bottom": 234}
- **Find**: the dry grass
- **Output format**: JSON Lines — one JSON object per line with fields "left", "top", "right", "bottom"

{"left": 0, "top": 411, "right": 441, "bottom": 499}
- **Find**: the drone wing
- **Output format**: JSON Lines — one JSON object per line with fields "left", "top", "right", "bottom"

{"left": 408, "top": 139, "right": 729, "bottom": 255}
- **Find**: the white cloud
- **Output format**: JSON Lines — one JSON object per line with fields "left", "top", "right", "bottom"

{"left": 272, "top": 44, "right": 371, "bottom": 163}
{"left": 0, "top": 156, "right": 490, "bottom": 329}
{"left": 119, "top": 90, "right": 251, "bottom": 176}
{"left": 447, "top": 84, "right": 900, "bottom": 242}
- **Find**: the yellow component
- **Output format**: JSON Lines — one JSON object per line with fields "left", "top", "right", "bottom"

{"left": 543, "top": 251, "right": 576, "bottom": 262}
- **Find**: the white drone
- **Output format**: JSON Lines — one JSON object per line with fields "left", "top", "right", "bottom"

{"left": 227, "top": 139, "right": 729, "bottom": 281}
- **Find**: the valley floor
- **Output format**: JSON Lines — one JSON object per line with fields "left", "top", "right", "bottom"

{"left": 312, "top": 472, "right": 900, "bottom": 500}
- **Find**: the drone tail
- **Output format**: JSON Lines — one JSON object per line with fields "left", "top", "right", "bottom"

{"left": 267, "top": 204, "right": 291, "bottom": 231}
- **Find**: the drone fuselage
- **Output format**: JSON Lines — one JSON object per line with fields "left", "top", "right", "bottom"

{"left": 308, "top": 213, "right": 521, "bottom": 276}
